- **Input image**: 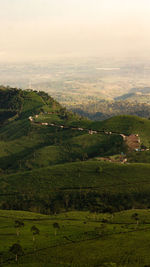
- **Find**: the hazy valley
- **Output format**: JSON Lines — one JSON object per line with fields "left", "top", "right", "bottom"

{"left": 2, "top": 58, "right": 150, "bottom": 104}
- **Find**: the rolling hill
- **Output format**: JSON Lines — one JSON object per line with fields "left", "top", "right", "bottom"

{"left": 2, "top": 86, "right": 150, "bottom": 266}
{"left": 1, "top": 86, "right": 150, "bottom": 215}
{"left": 0, "top": 87, "right": 126, "bottom": 172}
{"left": 92, "top": 115, "right": 150, "bottom": 146}
{"left": 1, "top": 160, "right": 150, "bottom": 213}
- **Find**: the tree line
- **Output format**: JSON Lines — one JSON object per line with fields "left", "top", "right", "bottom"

{"left": 1, "top": 190, "right": 150, "bottom": 215}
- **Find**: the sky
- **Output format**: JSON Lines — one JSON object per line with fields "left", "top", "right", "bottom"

{"left": 1, "top": 0, "right": 150, "bottom": 62}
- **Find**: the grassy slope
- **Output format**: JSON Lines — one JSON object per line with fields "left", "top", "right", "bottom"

{"left": 1, "top": 160, "right": 150, "bottom": 214}
{"left": 1, "top": 88, "right": 150, "bottom": 210}
{"left": 92, "top": 115, "right": 150, "bottom": 146}
{"left": 0, "top": 89, "right": 86, "bottom": 170}
{"left": 1, "top": 88, "right": 150, "bottom": 172}
{"left": 0, "top": 106, "right": 125, "bottom": 171}
{"left": 1, "top": 161, "right": 150, "bottom": 195}
{"left": 1, "top": 209, "right": 150, "bottom": 266}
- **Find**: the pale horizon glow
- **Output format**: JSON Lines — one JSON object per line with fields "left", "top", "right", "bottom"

{"left": 1, "top": 0, "right": 150, "bottom": 62}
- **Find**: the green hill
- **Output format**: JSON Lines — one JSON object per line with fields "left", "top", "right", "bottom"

{"left": 1, "top": 161, "right": 150, "bottom": 214}
{"left": 92, "top": 115, "right": 150, "bottom": 146}
{"left": 0, "top": 87, "right": 126, "bottom": 172}
{"left": 0, "top": 86, "right": 62, "bottom": 121}
{"left": 1, "top": 87, "right": 150, "bottom": 215}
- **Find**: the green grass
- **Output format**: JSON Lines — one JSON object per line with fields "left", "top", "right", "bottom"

{"left": 0, "top": 116, "right": 125, "bottom": 171}
{"left": 2, "top": 160, "right": 150, "bottom": 193}
{"left": 92, "top": 115, "right": 150, "bottom": 146}
{"left": 21, "top": 91, "right": 45, "bottom": 113}
{"left": 1, "top": 209, "right": 150, "bottom": 266}
{"left": 1, "top": 161, "right": 150, "bottom": 214}
{"left": 35, "top": 114, "right": 62, "bottom": 124}
{"left": 26, "top": 145, "right": 62, "bottom": 168}
{"left": 127, "top": 150, "right": 150, "bottom": 163}
{"left": 0, "top": 123, "right": 64, "bottom": 170}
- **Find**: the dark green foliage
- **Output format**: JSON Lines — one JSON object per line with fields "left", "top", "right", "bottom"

{"left": 1, "top": 161, "right": 150, "bottom": 214}
{"left": 0, "top": 111, "right": 16, "bottom": 125}
{"left": 53, "top": 222, "right": 60, "bottom": 229}
{"left": 31, "top": 225, "right": 40, "bottom": 244}
{"left": 0, "top": 87, "right": 23, "bottom": 110}
{"left": 14, "top": 220, "right": 24, "bottom": 228}
{"left": 9, "top": 243, "right": 23, "bottom": 261}
{"left": 131, "top": 213, "right": 139, "bottom": 224}
{"left": 127, "top": 151, "right": 150, "bottom": 163}
{"left": 31, "top": 225, "right": 40, "bottom": 235}
{"left": 53, "top": 222, "right": 60, "bottom": 235}
{"left": 14, "top": 220, "right": 24, "bottom": 236}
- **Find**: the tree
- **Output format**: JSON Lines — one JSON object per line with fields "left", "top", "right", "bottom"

{"left": 9, "top": 243, "right": 23, "bottom": 262}
{"left": 31, "top": 225, "right": 40, "bottom": 242}
{"left": 131, "top": 213, "right": 139, "bottom": 225}
{"left": 53, "top": 222, "right": 60, "bottom": 236}
{"left": 31, "top": 226, "right": 40, "bottom": 252}
{"left": 14, "top": 220, "right": 24, "bottom": 236}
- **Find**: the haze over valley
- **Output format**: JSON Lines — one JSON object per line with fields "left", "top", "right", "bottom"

{"left": 1, "top": 57, "right": 150, "bottom": 105}
{"left": 2, "top": 0, "right": 150, "bottom": 266}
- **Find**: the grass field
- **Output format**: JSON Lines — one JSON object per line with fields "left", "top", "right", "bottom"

{"left": 2, "top": 160, "right": 150, "bottom": 194}
{"left": 1, "top": 209, "right": 150, "bottom": 266}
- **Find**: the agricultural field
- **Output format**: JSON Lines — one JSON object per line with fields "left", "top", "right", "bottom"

{"left": 1, "top": 209, "right": 150, "bottom": 266}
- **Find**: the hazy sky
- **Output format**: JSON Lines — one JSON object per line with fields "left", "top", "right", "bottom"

{"left": 1, "top": 0, "right": 150, "bottom": 62}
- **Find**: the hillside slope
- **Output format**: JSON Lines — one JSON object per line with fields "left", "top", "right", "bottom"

{"left": 1, "top": 161, "right": 150, "bottom": 213}
{"left": 1, "top": 87, "right": 150, "bottom": 215}
{"left": 92, "top": 115, "right": 150, "bottom": 146}
{"left": 0, "top": 87, "right": 126, "bottom": 172}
